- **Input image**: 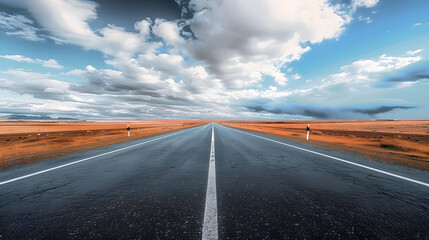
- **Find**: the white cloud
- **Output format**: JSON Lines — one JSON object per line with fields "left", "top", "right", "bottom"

{"left": 320, "top": 54, "right": 423, "bottom": 86}
{"left": 1, "top": 0, "right": 358, "bottom": 92}
{"left": 357, "top": 16, "right": 373, "bottom": 23}
{"left": 0, "top": 69, "right": 70, "bottom": 100}
{"left": 152, "top": 19, "right": 185, "bottom": 46}
{"left": 134, "top": 19, "right": 152, "bottom": 38}
{"left": 248, "top": 53, "right": 426, "bottom": 117}
{"left": 97, "top": 25, "right": 142, "bottom": 58}
{"left": 187, "top": 0, "right": 346, "bottom": 88}
{"left": 0, "top": 54, "right": 34, "bottom": 63}
{"left": 292, "top": 73, "right": 302, "bottom": 80}
{"left": 37, "top": 59, "right": 63, "bottom": 69}
{"left": 1, "top": 69, "right": 51, "bottom": 79}
{"left": 351, "top": 0, "right": 379, "bottom": 9}
{"left": 25, "top": 0, "right": 98, "bottom": 43}
{"left": 4, "top": 0, "right": 415, "bottom": 120}
{"left": 406, "top": 49, "right": 424, "bottom": 55}
{"left": 138, "top": 53, "right": 184, "bottom": 76}
{"left": 0, "top": 11, "right": 44, "bottom": 41}
{"left": 2, "top": 0, "right": 143, "bottom": 58}
{"left": 340, "top": 54, "right": 422, "bottom": 74}
{"left": 0, "top": 54, "right": 63, "bottom": 69}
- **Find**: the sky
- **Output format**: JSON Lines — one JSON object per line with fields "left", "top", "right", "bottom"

{"left": 0, "top": 0, "right": 428, "bottom": 120}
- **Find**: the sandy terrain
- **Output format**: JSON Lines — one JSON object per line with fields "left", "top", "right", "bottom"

{"left": 0, "top": 120, "right": 207, "bottom": 169}
{"left": 218, "top": 120, "right": 429, "bottom": 171}
{"left": 2, "top": 120, "right": 428, "bottom": 171}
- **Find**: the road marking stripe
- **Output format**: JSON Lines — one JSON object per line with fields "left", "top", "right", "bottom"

{"left": 223, "top": 125, "right": 429, "bottom": 188}
{"left": 202, "top": 124, "right": 218, "bottom": 240}
{"left": 0, "top": 128, "right": 195, "bottom": 186}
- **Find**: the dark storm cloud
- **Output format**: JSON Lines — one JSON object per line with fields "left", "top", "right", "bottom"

{"left": 174, "top": 0, "right": 193, "bottom": 18}
{"left": 246, "top": 105, "right": 266, "bottom": 113}
{"left": 352, "top": 106, "right": 415, "bottom": 115}
{"left": 6, "top": 114, "right": 78, "bottom": 120}
{"left": 69, "top": 71, "right": 164, "bottom": 97}
{"left": 116, "top": 95, "right": 193, "bottom": 106}
{"left": 387, "top": 71, "right": 429, "bottom": 82}
{"left": 246, "top": 106, "right": 331, "bottom": 119}
{"left": 0, "top": 108, "right": 85, "bottom": 120}
{"left": 93, "top": 0, "right": 182, "bottom": 29}
{"left": 0, "top": 80, "right": 71, "bottom": 101}
{"left": 300, "top": 109, "right": 330, "bottom": 119}
{"left": 246, "top": 105, "right": 415, "bottom": 119}
{"left": 71, "top": 83, "right": 165, "bottom": 98}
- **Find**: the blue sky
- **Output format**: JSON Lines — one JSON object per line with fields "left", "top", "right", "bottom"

{"left": 0, "top": 0, "right": 428, "bottom": 120}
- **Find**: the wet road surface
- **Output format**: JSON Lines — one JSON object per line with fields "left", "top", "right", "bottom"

{"left": 0, "top": 123, "right": 428, "bottom": 239}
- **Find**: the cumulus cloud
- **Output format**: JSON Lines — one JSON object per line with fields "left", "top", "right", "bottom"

{"left": 152, "top": 18, "right": 185, "bottom": 46}
{"left": 1, "top": 0, "right": 365, "bottom": 91}
{"left": 134, "top": 18, "right": 152, "bottom": 38}
{"left": 138, "top": 53, "right": 184, "bottom": 76}
{"left": 183, "top": 0, "right": 347, "bottom": 88}
{"left": 0, "top": 54, "right": 63, "bottom": 69}
{"left": 4, "top": 0, "right": 419, "bottom": 120}
{"left": 38, "top": 59, "right": 63, "bottom": 69}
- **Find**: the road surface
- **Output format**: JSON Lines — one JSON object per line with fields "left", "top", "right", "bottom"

{"left": 0, "top": 123, "right": 428, "bottom": 239}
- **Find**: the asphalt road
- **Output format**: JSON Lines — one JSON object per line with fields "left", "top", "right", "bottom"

{"left": 1, "top": 123, "right": 428, "bottom": 239}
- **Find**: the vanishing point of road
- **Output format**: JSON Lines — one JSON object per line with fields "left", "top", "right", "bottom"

{"left": 1, "top": 123, "right": 428, "bottom": 239}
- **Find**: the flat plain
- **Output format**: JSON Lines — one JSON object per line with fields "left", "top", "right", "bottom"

{"left": 219, "top": 120, "right": 429, "bottom": 170}
{"left": 1, "top": 120, "right": 428, "bottom": 171}
{"left": 0, "top": 120, "right": 207, "bottom": 168}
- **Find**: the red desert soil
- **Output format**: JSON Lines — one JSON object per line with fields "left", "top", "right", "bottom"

{"left": 218, "top": 120, "right": 429, "bottom": 171}
{"left": 0, "top": 120, "right": 208, "bottom": 169}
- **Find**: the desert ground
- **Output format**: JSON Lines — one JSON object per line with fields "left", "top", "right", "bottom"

{"left": 0, "top": 120, "right": 207, "bottom": 169}
{"left": 1, "top": 120, "right": 428, "bottom": 171}
{"left": 218, "top": 120, "right": 429, "bottom": 171}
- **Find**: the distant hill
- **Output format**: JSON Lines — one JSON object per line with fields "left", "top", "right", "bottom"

{"left": 6, "top": 114, "right": 79, "bottom": 120}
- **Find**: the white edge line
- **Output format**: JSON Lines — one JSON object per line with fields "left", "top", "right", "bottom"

{"left": 0, "top": 126, "right": 198, "bottom": 186}
{"left": 202, "top": 123, "right": 218, "bottom": 240}
{"left": 221, "top": 124, "right": 429, "bottom": 188}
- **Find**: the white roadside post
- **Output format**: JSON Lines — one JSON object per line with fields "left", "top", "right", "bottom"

{"left": 127, "top": 125, "right": 130, "bottom": 137}
{"left": 306, "top": 124, "right": 310, "bottom": 140}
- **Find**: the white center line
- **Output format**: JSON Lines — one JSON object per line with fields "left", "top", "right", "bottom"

{"left": 0, "top": 128, "right": 195, "bottom": 186}
{"left": 222, "top": 125, "right": 429, "bottom": 188}
{"left": 202, "top": 124, "right": 218, "bottom": 240}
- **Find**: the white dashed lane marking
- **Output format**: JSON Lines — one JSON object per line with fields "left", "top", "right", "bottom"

{"left": 202, "top": 123, "right": 218, "bottom": 240}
